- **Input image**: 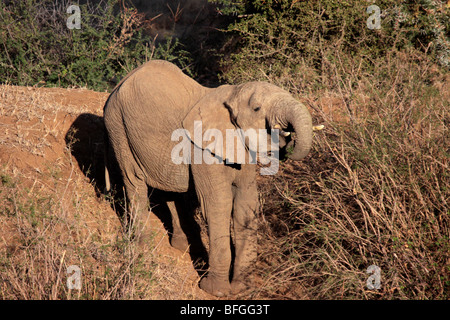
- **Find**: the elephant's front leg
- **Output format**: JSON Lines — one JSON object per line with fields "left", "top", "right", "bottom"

{"left": 193, "top": 166, "right": 234, "bottom": 297}
{"left": 231, "top": 177, "right": 259, "bottom": 294}
{"left": 200, "top": 193, "right": 234, "bottom": 297}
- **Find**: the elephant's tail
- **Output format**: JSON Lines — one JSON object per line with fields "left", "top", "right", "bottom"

{"left": 104, "top": 131, "right": 111, "bottom": 193}
{"left": 105, "top": 160, "right": 111, "bottom": 192}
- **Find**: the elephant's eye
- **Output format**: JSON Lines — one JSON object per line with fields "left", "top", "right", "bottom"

{"left": 253, "top": 106, "right": 261, "bottom": 112}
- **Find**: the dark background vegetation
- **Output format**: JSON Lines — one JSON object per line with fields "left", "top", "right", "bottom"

{"left": 0, "top": 0, "right": 449, "bottom": 299}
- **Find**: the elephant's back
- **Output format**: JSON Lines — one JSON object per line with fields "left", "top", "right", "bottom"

{"left": 115, "top": 60, "right": 204, "bottom": 123}
{"left": 104, "top": 60, "right": 203, "bottom": 193}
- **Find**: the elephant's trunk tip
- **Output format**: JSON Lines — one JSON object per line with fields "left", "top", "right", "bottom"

{"left": 288, "top": 144, "right": 311, "bottom": 161}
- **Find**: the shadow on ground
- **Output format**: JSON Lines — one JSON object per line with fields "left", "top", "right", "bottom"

{"left": 65, "top": 113, "right": 208, "bottom": 275}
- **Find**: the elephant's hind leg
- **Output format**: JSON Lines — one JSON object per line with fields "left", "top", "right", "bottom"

{"left": 167, "top": 197, "right": 207, "bottom": 261}
{"left": 167, "top": 200, "right": 190, "bottom": 252}
{"left": 122, "top": 174, "right": 150, "bottom": 242}
{"left": 106, "top": 120, "right": 149, "bottom": 242}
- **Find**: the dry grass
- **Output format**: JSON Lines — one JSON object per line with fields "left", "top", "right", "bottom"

{"left": 253, "top": 48, "right": 449, "bottom": 300}
{"left": 0, "top": 84, "right": 210, "bottom": 300}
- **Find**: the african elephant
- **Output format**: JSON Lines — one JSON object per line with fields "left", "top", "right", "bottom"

{"left": 103, "top": 60, "right": 312, "bottom": 296}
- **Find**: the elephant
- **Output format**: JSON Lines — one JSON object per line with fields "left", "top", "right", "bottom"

{"left": 103, "top": 60, "right": 313, "bottom": 297}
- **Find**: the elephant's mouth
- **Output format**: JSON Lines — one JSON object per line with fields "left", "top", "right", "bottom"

{"left": 267, "top": 122, "right": 293, "bottom": 153}
{"left": 273, "top": 121, "right": 294, "bottom": 138}
{"left": 273, "top": 124, "right": 292, "bottom": 137}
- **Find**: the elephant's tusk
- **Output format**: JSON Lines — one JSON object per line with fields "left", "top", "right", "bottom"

{"left": 313, "top": 125, "right": 325, "bottom": 131}
{"left": 273, "top": 124, "right": 291, "bottom": 136}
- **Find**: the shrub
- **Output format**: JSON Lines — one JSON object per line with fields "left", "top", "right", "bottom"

{"left": 211, "top": 0, "right": 449, "bottom": 299}
{"left": 215, "top": 0, "right": 449, "bottom": 89}
{"left": 0, "top": 0, "right": 193, "bottom": 91}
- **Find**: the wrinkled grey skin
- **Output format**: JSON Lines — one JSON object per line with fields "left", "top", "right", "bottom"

{"left": 103, "top": 60, "right": 312, "bottom": 297}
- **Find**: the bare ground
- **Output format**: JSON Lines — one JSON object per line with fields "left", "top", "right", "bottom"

{"left": 0, "top": 84, "right": 213, "bottom": 299}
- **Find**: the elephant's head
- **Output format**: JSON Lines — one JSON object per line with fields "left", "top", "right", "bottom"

{"left": 182, "top": 81, "right": 312, "bottom": 165}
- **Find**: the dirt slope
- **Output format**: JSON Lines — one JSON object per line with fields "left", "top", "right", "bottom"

{"left": 0, "top": 84, "right": 212, "bottom": 299}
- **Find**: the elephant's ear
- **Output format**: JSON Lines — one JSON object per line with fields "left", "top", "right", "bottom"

{"left": 182, "top": 85, "right": 246, "bottom": 164}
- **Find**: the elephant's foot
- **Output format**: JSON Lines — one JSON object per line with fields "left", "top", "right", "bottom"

{"left": 231, "top": 279, "right": 248, "bottom": 295}
{"left": 170, "top": 234, "right": 190, "bottom": 253}
{"left": 231, "top": 273, "right": 254, "bottom": 296}
{"left": 199, "top": 274, "right": 231, "bottom": 297}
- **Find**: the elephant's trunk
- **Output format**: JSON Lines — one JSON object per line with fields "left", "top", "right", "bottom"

{"left": 277, "top": 98, "right": 313, "bottom": 161}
